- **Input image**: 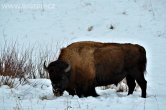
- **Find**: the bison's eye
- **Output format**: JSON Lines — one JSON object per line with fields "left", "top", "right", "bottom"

{"left": 52, "top": 83, "right": 56, "bottom": 87}
{"left": 52, "top": 83, "right": 59, "bottom": 88}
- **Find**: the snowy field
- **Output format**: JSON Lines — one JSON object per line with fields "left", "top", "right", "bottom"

{"left": 0, "top": 0, "right": 166, "bottom": 110}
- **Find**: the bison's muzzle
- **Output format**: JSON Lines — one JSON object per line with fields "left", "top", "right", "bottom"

{"left": 53, "top": 88, "right": 63, "bottom": 96}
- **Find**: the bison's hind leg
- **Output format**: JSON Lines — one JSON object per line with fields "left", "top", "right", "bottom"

{"left": 126, "top": 75, "right": 136, "bottom": 95}
{"left": 135, "top": 74, "right": 147, "bottom": 98}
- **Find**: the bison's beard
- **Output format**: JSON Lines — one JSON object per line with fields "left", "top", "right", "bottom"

{"left": 53, "top": 88, "right": 63, "bottom": 96}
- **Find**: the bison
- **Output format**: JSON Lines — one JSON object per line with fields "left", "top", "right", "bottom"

{"left": 44, "top": 41, "right": 147, "bottom": 98}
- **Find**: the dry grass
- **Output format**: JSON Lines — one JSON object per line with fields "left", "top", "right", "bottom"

{"left": 0, "top": 40, "right": 59, "bottom": 87}
{"left": 0, "top": 41, "right": 35, "bottom": 80}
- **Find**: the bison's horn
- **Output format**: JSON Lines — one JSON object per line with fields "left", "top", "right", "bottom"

{"left": 43, "top": 61, "right": 48, "bottom": 71}
{"left": 65, "top": 64, "right": 71, "bottom": 72}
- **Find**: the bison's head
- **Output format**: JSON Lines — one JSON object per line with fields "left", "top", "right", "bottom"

{"left": 44, "top": 60, "right": 71, "bottom": 96}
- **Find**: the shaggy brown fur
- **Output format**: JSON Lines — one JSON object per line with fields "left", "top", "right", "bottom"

{"left": 44, "top": 41, "right": 147, "bottom": 98}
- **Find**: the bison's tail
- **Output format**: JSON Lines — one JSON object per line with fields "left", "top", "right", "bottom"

{"left": 139, "top": 45, "right": 147, "bottom": 74}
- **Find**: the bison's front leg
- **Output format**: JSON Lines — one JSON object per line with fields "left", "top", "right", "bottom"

{"left": 74, "top": 87, "right": 95, "bottom": 97}
{"left": 75, "top": 86, "right": 99, "bottom": 97}
{"left": 75, "top": 88, "right": 84, "bottom": 97}
{"left": 89, "top": 87, "right": 99, "bottom": 97}
{"left": 66, "top": 89, "right": 76, "bottom": 96}
{"left": 83, "top": 87, "right": 99, "bottom": 97}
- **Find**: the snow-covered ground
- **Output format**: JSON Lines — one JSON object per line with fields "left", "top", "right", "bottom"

{"left": 0, "top": 0, "right": 166, "bottom": 110}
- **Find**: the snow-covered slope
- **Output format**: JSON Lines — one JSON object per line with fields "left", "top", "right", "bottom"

{"left": 0, "top": 0, "right": 166, "bottom": 110}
